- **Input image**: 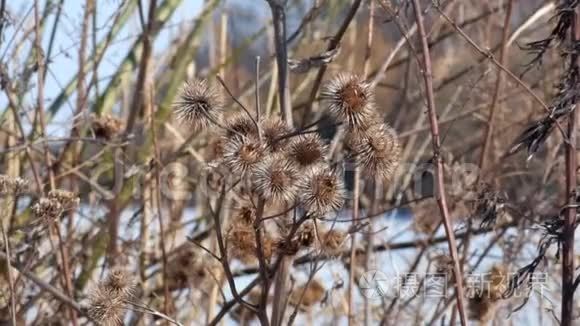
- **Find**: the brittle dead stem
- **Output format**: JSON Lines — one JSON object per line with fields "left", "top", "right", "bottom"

{"left": 410, "top": 1, "right": 467, "bottom": 325}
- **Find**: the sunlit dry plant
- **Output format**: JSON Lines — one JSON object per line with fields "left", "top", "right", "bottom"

{"left": 174, "top": 78, "right": 224, "bottom": 130}
{"left": 253, "top": 154, "right": 300, "bottom": 204}
{"left": 299, "top": 166, "right": 345, "bottom": 216}
{"left": 346, "top": 123, "right": 401, "bottom": 180}
{"left": 321, "top": 73, "right": 374, "bottom": 128}
{"left": 287, "top": 133, "right": 327, "bottom": 168}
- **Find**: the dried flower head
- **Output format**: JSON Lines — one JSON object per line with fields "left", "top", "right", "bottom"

{"left": 346, "top": 123, "right": 400, "bottom": 180}
{"left": 0, "top": 175, "right": 28, "bottom": 195}
{"left": 320, "top": 229, "right": 346, "bottom": 254}
{"left": 287, "top": 133, "right": 327, "bottom": 168}
{"left": 174, "top": 79, "right": 223, "bottom": 130}
{"left": 224, "top": 112, "right": 259, "bottom": 139}
{"left": 102, "top": 268, "right": 135, "bottom": 299}
{"left": 31, "top": 197, "right": 63, "bottom": 224}
{"left": 227, "top": 223, "right": 273, "bottom": 264}
{"left": 223, "top": 136, "right": 265, "bottom": 174}
{"left": 321, "top": 74, "right": 374, "bottom": 127}
{"left": 299, "top": 167, "right": 345, "bottom": 216}
{"left": 253, "top": 155, "right": 299, "bottom": 203}
{"left": 91, "top": 114, "right": 122, "bottom": 140}
{"left": 289, "top": 279, "right": 326, "bottom": 308}
{"left": 48, "top": 189, "right": 80, "bottom": 210}
{"left": 87, "top": 269, "right": 134, "bottom": 326}
{"left": 87, "top": 287, "right": 125, "bottom": 326}
{"left": 260, "top": 117, "right": 291, "bottom": 152}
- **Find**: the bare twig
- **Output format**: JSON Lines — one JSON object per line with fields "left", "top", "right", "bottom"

{"left": 410, "top": 1, "right": 467, "bottom": 325}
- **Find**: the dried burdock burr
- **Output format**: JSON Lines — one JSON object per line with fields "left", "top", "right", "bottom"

{"left": 321, "top": 73, "right": 374, "bottom": 128}
{"left": 260, "top": 116, "right": 291, "bottom": 152}
{"left": 222, "top": 136, "right": 265, "bottom": 174}
{"left": 224, "top": 112, "right": 259, "bottom": 139}
{"left": 287, "top": 133, "right": 327, "bottom": 169}
{"left": 346, "top": 123, "right": 401, "bottom": 181}
{"left": 87, "top": 287, "right": 125, "bottom": 326}
{"left": 299, "top": 166, "right": 345, "bottom": 216}
{"left": 174, "top": 78, "right": 223, "bottom": 130}
{"left": 87, "top": 269, "right": 135, "bottom": 326}
{"left": 102, "top": 268, "right": 136, "bottom": 299}
{"left": 253, "top": 154, "right": 299, "bottom": 204}
{"left": 0, "top": 174, "right": 28, "bottom": 195}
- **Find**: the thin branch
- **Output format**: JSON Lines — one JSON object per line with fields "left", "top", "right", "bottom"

{"left": 411, "top": 1, "right": 467, "bottom": 325}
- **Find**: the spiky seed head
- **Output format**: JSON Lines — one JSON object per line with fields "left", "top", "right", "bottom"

{"left": 102, "top": 268, "right": 135, "bottom": 299}
{"left": 320, "top": 229, "right": 346, "bottom": 254}
{"left": 287, "top": 134, "right": 327, "bottom": 168}
{"left": 224, "top": 112, "right": 259, "bottom": 139}
{"left": 346, "top": 123, "right": 400, "bottom": 180}
{"left": 253, "top": 155, "right": 299, "bottom": 203}
{"left": 299, "top": 167, "right": 345, "bottom": 216}
{"left": 87, "top": 269, "right": 134, "bottom": 326}
{"left": 321, "top": 74, "right": 374, "bottom": 127}
{"left": 48, "top": 189, "right": 80, "bottom": 210}
{"left": 32, "top": 197, "right": 63, "bottom": 224}
{"left": 87, "top": 287, "right": 125, "bottom": 326}
{"left": 223, "top": 136, "right": 265, "bottom": 174}
{"left": 0, "top": 175, "right": 29, "bottom": 195}
{"left": 260, "top": 117, "right": 291, "bottom": 152}
{"left": 174, "top": 79, "right": 223, "bottom": 130}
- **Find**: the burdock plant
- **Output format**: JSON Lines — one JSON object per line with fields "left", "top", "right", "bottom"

{"left": 172, "top": 72, "right": 400, "bottom": 325}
